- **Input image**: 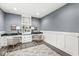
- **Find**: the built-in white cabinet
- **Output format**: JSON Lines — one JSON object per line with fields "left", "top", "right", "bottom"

{"left": 0, "top": 35, "right": 32, "bottom": 48}
{"left": 21, "top": 17, "right": 31, "bottom": 34}
{"left": 21, "top": 17, "right": 31, "bottom": 26}
{"left": 22, "top": 35, "right": 32, "bottom": 43}
{"left": 43, "top": 31, "right": 79, "bottom": 56}
{"left": 0, "top": 37, "right": 7, "bottom": 48}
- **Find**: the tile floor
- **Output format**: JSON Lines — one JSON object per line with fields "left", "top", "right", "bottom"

{"left": 5, "top": 44, "right": 60, "bottom": 56}
{"left": 0, "top": 41, "right": 60, "bottom": 56}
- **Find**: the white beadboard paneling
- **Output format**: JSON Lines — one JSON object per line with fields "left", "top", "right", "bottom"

{"left": 43, "top": 31, "right": 57, "bottom": 47}
{"left": 56, "top": 34, "right": 65, "bottom": 51}
{"left": 43, "top": 31, "right": 79, "bottom": 56}
{"left": 65, "top": 35, "right": 78, "bottom": 56}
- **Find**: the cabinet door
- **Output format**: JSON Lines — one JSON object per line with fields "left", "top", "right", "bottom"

{"left": 56, "top": 34, "right": 64, "bottom": 51}
{"left": 22, "top": 17, "right": 31, "bottom": 26}
{"left": 26, "top": 35, "right": 32, "bottom": 42}
{"left": 0, "top": 37, "right": 7, "bottom": 47}
{"left": 22, "top": 35, "right": 27, "bottom": 43}
{"left": 22, "top": 35, "right": 32, "bottom": 43}
{"left": 0, "top": 37, "right": 3, "bottom": 48}
{"left": 65, "top": 35, "right": 78, "bottom": 56}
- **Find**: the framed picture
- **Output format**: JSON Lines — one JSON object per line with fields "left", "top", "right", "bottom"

{"left": 11, "top": 25, "right": 16, "bottom": 31}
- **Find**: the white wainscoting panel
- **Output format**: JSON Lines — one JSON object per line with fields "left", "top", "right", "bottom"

{"left": 56, "top": 34, "right": 65, "bottom": 51}
{"left": 43, "top": 31, "right": 79, "bottom": 56}
{"left": 65, "top": 35, "right": 78, "bottom": 56}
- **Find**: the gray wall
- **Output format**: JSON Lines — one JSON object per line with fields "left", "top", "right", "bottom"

{"left": 4, "top": 13, "right": 21, "bottom": 33}
{"left": 32, "top": 17, "right": 41, "bottom": 30}
{"left": 41, "top": 3, "right": 79, "bottom": 33}
{"left": 0, "top": 9, "right": 4, "bottom": 31}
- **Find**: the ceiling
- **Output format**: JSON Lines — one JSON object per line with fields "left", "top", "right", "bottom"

{"left": 0, "top": 3, "right": 66, "bottom": 18}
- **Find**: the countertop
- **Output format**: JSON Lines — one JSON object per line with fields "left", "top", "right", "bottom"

{"left": 1, "top": 32, "right": 43, "bottom": 37}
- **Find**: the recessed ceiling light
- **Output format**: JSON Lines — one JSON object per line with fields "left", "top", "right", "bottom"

{"left": 36, "top": 12, "right": 40, "bottom": 16}
{"left": 14, "top": 8, "right": 17, "bottom": 10}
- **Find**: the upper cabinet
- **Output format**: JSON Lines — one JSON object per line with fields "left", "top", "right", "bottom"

{"left": 21, "top": 16, "right": 31, "bottom": 34}
{"left": 21, "top": 17, "right": 31, "bottom": 26}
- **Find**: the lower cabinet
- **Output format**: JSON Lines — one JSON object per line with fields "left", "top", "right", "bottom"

{"left": 22, "top": 35, "right": 32, "bottom": 43}
{"left": 0, "top": 37, "right": 7, "bottom": 48}
{"left": 0, "top": 35, "right": 32, "bottom": 48}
